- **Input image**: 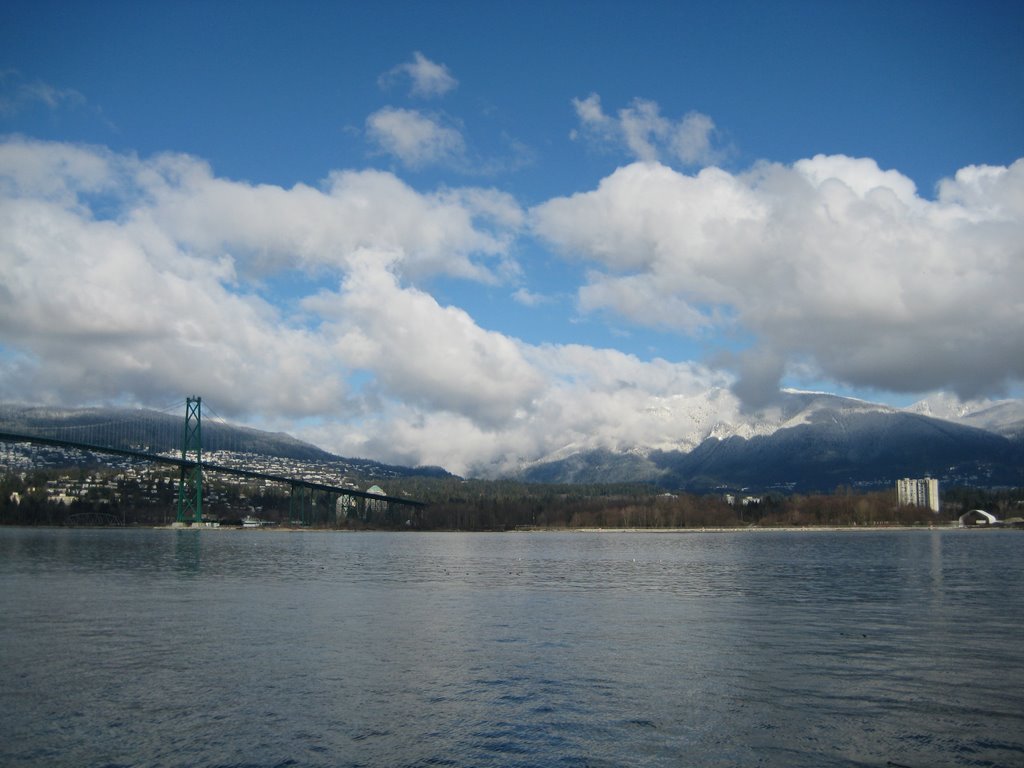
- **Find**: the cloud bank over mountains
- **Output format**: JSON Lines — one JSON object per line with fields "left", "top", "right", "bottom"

{"left": 534, "top": 155, "right": 1024, "bottom": 409}
{"left": 1, "top": 52, "right": 1021, "bottom": 475}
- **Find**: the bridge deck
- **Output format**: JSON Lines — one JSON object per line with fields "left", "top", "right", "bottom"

{"left": 0, "top": 431, "right": 426, "bottom": 508}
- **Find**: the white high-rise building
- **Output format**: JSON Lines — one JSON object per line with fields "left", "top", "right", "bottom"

{"left": 896, "top": 477, "right": 940, "bottom": 513}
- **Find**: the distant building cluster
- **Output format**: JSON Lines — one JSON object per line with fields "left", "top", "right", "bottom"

{"left": 723, "top": 493, "right": 761, "bottom": 507}
{"left": 896, "top": 477, "right": 940, "bottom": 513}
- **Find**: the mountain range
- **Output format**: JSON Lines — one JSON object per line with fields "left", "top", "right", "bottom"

{"left": 2, "top": 392, "right": 1023, "bottom": 492}
{"left": 517, "top": 391, "right": 1024, "bottom": 491}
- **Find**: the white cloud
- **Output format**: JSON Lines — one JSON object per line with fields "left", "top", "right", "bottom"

{"left": 366, "top": 107, "right": 466, "bottom": 169}
{"left": 512, "top": 287, "right": 552, "bottom": 307}
{"left": 578, "top": 274, "right": 712, "bottom": 333}
{"left": 0, "top": 194, "right": 346, "bottom": 417}
{"left": 306, "top": 255, "right": 547, "bottom": 428}
{"left": 671, "top": 111, "right": 718, "bottom": 167}
{"left": 0, "top": 70, "right": 86, "bottom": 116}
{"left": 0, "top": 138, "right": 522, "bottom": 421}
{"left": 364, "top": 108, "right": 534, "bottom": 177}
{"left": 0, "top": 136, "right": 118, "bottom": 203}
{"left": 572, "top": 93, "right": 608, "bottom": 128}
{"left": 4, "top": 136, "right": 1021, "bottom": 476}
{"left": 571, "top": 93, "right": 723, "bottom": 167}
{"left": 0, "top": 136, "right": 746, "bottom": 476}
{"left": 937, "top": 161, "right": 1024, "bottom": 218}
{"left": 533, "top": 155, "right": 1024, "bottom": 405}
{"left": 127, "top": 148, "right": 520, "bottom": 283}
{"left": 379, "top": 52, "right": 458, "bottom": 98}
{"left": 312, "top": 343, "right": 736, "bottom": 476}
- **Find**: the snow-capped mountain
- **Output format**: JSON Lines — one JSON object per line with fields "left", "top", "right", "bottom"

{"left": 519, "top": 390, "right": 1023, "bottom": 491}
{"left": 908, "top": 393, "right": 1024, "bottom": 437}
{"left": 3, "top": 392, "right": 1021, "bottom": 492}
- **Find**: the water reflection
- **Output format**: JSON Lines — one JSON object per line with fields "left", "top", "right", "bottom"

{"left": 930, "top": 527, "right": 943, "bottom": 597}
{"left": 171, "top": 529, "right": 202, "bottom": 574}
{"left": 0, "top": 528, "right": 1021, "bottom": 768}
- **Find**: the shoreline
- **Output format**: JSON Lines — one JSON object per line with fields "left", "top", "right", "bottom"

{"left": 7, "top": 523, "right": 1014, "bottom": 534}
{"left": 146, "top": 523, "right": 994, "bottom": 533}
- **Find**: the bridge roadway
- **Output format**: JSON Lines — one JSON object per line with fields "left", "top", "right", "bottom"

{"left": 0, "top": 431, "right": 426, "bottom": 509}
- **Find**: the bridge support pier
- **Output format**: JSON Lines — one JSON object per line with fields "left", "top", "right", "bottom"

{"left": 175, "top": 396, "right": 203, "bottom": 524}
{"left": 290, "top": 484, "right": 310, "bottom": 526}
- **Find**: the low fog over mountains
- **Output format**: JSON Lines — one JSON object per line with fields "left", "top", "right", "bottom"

{"left": 3, "top": 391, "right": 1022, "bottom": 492}
{"left": 519, "top": 391, "right": 1024, "bottom": 491}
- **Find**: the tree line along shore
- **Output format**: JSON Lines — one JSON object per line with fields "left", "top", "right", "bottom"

{"left": 3, "top": 466, "right": 1022, "bottom": 530}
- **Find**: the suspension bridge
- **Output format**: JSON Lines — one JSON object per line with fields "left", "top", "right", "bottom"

{"left": 0, "top": 397, "right": 426, "bottom": 525}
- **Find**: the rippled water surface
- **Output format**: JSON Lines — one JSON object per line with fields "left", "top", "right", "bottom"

{"left": 1, "top": 527, "right": 1022, "bottom": 767}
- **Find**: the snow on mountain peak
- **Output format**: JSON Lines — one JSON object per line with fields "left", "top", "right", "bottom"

{"left": 907, "top": 392, "right": 1024, "bottom": 436}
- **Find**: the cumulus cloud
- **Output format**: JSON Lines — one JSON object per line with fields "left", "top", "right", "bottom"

{"left": 533, "top": 155, "right": 1024, "bottom": 406}
{"left": 0, "top": 136, "right": 749, "bottom": 475}
{"left": 0, "top": 137, "right": 522, "bottom": 420}
{"left": 305, "top": 256, "right": 547, "bottom": 428}
{"left": 365, "top": 107, "right": 466, "bottom": 169}
{"left": 379, "top": 52, "right": 458, "bottom": 98}
{"left": 365, "top": 108, "right": 535, "bottom": 177}
{"left": 5, "top": 135, "right": 1022, "bottom": 475}
{"left": 0, "top": 194, "right": 346, "bottom": 417}
{"left": 96, "top": 144, "right": 518, "bottom": 283}
{"left": 571, "top": 93, "right": 723, "bottom": 167}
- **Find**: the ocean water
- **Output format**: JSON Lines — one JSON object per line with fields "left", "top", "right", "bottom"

{"left": 1, "top": 527, "right": 1022, "bottom": 767}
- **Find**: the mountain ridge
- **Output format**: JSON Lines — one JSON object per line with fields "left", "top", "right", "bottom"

{"left": 0, "top": 403, "right": 452, "bottom": 481}
{"left": 2, "top": 392, "right": 1022, "bottom": 491}
{"left": 514, "top": 391, "right": 1024, "bottom": 491}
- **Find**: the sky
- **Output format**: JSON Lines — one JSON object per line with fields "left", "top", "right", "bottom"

{"left": 1, "top": 0, "right": 1022, "bottom": 476}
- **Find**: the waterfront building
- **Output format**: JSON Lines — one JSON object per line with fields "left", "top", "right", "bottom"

{"left": 896, "top": 476, "right": 940, "bottom": 512}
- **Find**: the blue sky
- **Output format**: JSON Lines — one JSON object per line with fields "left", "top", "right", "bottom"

{"left": 1, "top": 1, "right": 1022, "bottom": 474}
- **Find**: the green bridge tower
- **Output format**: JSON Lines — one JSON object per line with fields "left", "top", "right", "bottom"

{"left": 175, "top": 396, "right": 203, "bottom": 523}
